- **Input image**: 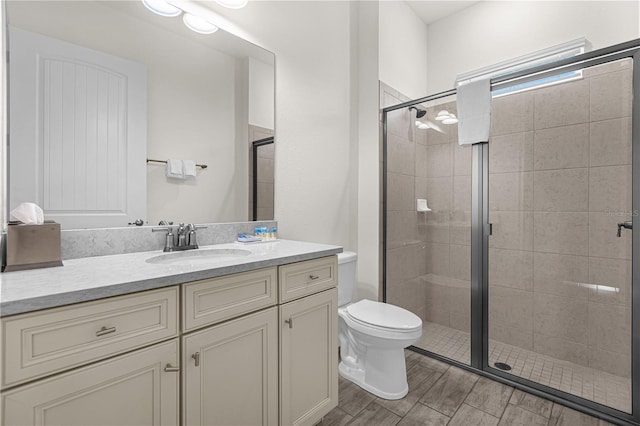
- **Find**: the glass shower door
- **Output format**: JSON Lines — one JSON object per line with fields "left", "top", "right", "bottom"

{"left": 487, "top": 58, "right": 633, "bottom": 413}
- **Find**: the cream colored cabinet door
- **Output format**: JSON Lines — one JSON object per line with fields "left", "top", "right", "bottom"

{"left": 280, "top": 288, "right": 338, "bottom": 426}
{"left": 2, "top": 339, "right": 179, "bottom": 426}
{"left": 183, "top": 307, "right": 278, "bottom": 426}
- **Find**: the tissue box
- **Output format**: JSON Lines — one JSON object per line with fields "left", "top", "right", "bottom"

{"left": 3, "top": 221, "right": 63, "bottom": 272}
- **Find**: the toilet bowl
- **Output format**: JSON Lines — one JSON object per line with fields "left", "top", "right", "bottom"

{"left": 337, "top": 252, "right": 422, "bottom": 400}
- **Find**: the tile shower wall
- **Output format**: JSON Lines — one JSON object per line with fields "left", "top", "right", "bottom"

{"left": 488, "top": 59, "right": 632, "bottom": 378}
{"left": 382, "top": 81, "right": 471, "bottom": 336}
{"left": 248, "top": 125, "right": 275, "bottom": 221}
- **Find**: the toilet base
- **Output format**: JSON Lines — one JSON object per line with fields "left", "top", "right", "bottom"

{"left": 338, "top": 360, "right": 408, "bottom": 400}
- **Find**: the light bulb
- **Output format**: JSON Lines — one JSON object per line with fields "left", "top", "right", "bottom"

{"left": 435, "top": 110, "right": 450, "bottom": 121}
{"left": 183, "top": 13, "right": 219, "bottom": 34}
{"left": 142, "top": 0, "right": 182, "bottom": 17}
{"left": 214, "top": 0, "right": 248, "bottom": 8}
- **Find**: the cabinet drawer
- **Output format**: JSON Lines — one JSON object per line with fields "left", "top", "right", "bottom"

{"left": 2, "top": 286, "right": 179, "bottom": 387}
{"left": 183, "top": 267, "right": 277, "bottom": 332}
{"left": 278, "top": 256, "right": 338, "bottom": 303}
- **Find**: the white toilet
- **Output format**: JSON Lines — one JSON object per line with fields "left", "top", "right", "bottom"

{"left": 337, "top": 252, "right": 422, "bottom": 400}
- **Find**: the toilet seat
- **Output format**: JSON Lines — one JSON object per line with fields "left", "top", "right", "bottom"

{"left": 340, "top": 300, "right": 422, "bottom": 339}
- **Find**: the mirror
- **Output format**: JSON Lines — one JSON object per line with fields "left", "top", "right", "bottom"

{"left": 5, "top": 0, "right": 275, "bottom": 229}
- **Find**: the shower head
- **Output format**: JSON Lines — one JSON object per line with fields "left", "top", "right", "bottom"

{"left": 409, "top": 106, "right": 427, "bottom": 118}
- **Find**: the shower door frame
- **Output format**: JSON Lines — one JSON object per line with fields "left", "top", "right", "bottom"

{"left": 382, "top": 38, "right": 640, "bottom": 425}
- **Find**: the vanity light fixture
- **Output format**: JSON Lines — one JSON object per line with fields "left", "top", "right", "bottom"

{"left": 183, "top": 13, "right": 219, "bottom": 34}
{"left": 435, "top": 110, "right": 458, "bottom": 124}
{"left": 142, "top": 0, "right": 182, "bottom": 17}
{"left": 141, "top": 0, "right": 222, "bottom": 35}
{"left": 214, "top": 0, "right": 249, "bottom": 9}
{"left": 442, "top": 114, "right": 458, "bottom": 125}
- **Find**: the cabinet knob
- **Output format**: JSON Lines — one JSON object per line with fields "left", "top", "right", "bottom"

{"left": 192, "top": 352, "right": 201, "bottom": 367}
{"left": 285, "top": 318, "right": 293, "bottom": 329}
{"left": 164, "top": 364, "right": 180, "bottom": 373}
{"left": 95, "top": 326, "right": 116, "bottom": 337}
{"left": 309, "top": 275, "right": 319, "bottom": 280}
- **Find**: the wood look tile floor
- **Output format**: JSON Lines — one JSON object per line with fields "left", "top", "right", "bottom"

{"left": 320, "top": 351, "right": 618, "bottom": 426}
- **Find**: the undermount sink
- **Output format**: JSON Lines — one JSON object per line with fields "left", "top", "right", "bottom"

{"left": 145, "top": 248, "right": 252, "bottom": 266}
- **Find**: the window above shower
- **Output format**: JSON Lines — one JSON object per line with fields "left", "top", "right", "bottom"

{"left": 455, "top": 38, "right": 588, "bottom": 97}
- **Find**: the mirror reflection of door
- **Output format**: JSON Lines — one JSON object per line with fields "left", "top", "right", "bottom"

{"left": 248, "top": 126, "right": 274, "bottom": 221}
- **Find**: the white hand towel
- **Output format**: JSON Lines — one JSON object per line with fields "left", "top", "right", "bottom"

{"left": 166, "top": 159, "right": 184, "bottom": 179}
{"left": 182, "top": 160, "right": 197, "bottom": 179}
{"left": 457, "top": 78, "right": 491, "bottom": 146}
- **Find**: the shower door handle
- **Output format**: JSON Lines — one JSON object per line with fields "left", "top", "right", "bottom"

{"left": 617, "top": 221, "right": 632, "bottom": 237}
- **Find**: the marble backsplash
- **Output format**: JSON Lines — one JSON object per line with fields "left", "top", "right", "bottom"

{"left": 60, "top": 221, "right": 277, "bottom": 260}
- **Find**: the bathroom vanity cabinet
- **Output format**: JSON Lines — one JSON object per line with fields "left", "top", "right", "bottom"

{"left": 1, "top": 255, "right": 338, "bottom": 426}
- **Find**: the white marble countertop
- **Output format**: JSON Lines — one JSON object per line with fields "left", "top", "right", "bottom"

{"left": 0, "top": 239, "right": 342, "bottom": 317}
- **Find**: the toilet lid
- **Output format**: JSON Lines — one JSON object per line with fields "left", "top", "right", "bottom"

{"left": 346, "top": 300, "right": 421, "bottom": 331}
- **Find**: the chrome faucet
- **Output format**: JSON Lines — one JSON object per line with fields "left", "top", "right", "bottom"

{"left": 152, "top": 223, "right": 207, "bottom": 252}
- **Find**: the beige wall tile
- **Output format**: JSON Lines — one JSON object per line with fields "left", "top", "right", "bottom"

{"left": 450, "top": 220, "right": 471, "bottom": 245}
{"left": 489, "top": 132, "right": 534, "bottom": 173}
{"left": 387, "top": 172, "right": 414, "bottom": 211}
{"left": 533, "top": 293, "right": 588, "bottom": 344}
{"left": 588, "top": 257, "right": 631, "bottom": 307}
{"left": 489, "top": 211, "right": 534, "bottom": 251}
{"left": 590, "top": 118, "right": 632, "bottom": 167}
{"left": 426, "top": 223, "right": 450, "bottom": 244}
{"left": 449, "top": 286, "right": 470, "bottom": 317}
{"left": 426, "top": 177, "right": 452, "bottom": 212}
{"left": 453, "top": 175, "right": 471, "bottom": 212}
{"left": 453, "top": 143, "right": 472, "bottom": 176}
{"left": 489, "top": 172, "right": 533, "bottom": 212}
{"left": 387, "top": 107, "right": 413, "bottom": 141}
{"left": 489, "top": 323, "right": 533, "bottom": 350}
{"left": 533, "top": 333, "right": 589, "bottom": 367}
{"left": 588, "top": 346, "right": 631, "bottom": 377}
{"left": 582, "top": 58, "right": 631, "bottom": 78}
{"left": 256, "top": 157, "right": 275, "bottom": 182}
{"left": 534, "top": 79, "right": 589, "bottom": 130}
{"left": 425, "top": 242, "right": 450, "bottom": 277}
{"left": 533, "top": 252, "right": 589, "bottom": 300}
{"left": 489, "top": 248, "right": 533, "bottom": 291}
{"left": 588, "top": 212, "right": 631, "bottom": 260}
{"left": 450, "top": 310, "right": 470, "bottom": 333}
{"left": 491, "top": 91, "right": 534, "bottom": 136}
{"left": 426, "top": 143, "right": 452, "bottom": 177}
{"left": 387, "top": 244, "right": 422, "bottom": 283}
{"left": 533, "top": 212, "right": 588, "bottom": 256}
{"left": 387, "top": 134, "right": 415, "bottom": 174}
{"left": 588, "top": 301, "right": 631, "bottom": 352}
{"left": 424, "top": 109, "right": 450, "bottom": 145}
{"left": 424, "top": 305, "right": 451, "bottom": 327}
{"left": 489, "top": 286, "right": 533, "bottom": 333}
{"left": 387, "top": 211, "right": 420, "bottom": 249}
{"left": 424, "top": 280, "right": 451, "bottom": 311}
{"left": 450, "top": 244, "right": 471, "bottom": 282}
{"left": 415, "top": 177, "right": 427, "bottom": 200}
{"left": 415, "top": 144, "right": 427, "bottom": 177}
{"left": 534, "top": 169, "right": 589, "bottom": 212}
{"left": 256, "top": 182, "right": 274, "bottom": 207}
{"left": 589, "top": 165, "right": 632, "bottom": 213}
{"left": 590, "top": 69, "right": 632, "bottom": 121}
{"left": 533, "top": 124, "right": 589, "bottom": 170}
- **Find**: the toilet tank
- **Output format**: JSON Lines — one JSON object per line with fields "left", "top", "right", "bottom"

{"left": 337, "top": 251, "right": 358, "bottom": 307}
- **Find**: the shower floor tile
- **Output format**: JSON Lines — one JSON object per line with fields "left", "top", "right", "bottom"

{"left": 414, "top": 321, "right": 631, "bottom": 413}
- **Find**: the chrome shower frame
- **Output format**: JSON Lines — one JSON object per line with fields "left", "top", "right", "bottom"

{"left": 382, "top": 38, "right": 640, "bottom": 425}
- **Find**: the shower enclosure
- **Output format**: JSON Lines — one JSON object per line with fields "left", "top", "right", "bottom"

{"left": 382, "top": 40, "right": 639, "bottom": 425}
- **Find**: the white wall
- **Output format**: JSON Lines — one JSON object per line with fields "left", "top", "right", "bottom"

{"left": 378, "top": 1, "right": 428, "bottom": 99}
{"left": 428, "top": 0, "right": 640, "bottom": 93}
{"left": 197, "top": 1, "right": 357, "bottom": 251}
{"left": 354, "top": 1, "right": 381, "bottom": 301}
{"left": 248, "top": 57, "right": 275, "bottom": 130}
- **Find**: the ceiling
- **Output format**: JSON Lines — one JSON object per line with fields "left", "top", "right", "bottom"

{"left": 405, "top": 1, "right": 480, "bottom": 25}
